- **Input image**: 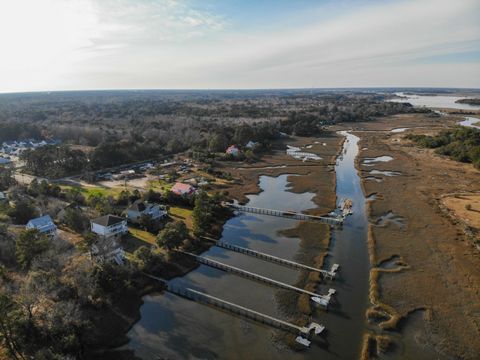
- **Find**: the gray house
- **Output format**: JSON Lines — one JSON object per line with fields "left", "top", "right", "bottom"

{"left": 26, "top": 215, "right": 57, "bottom": 237}
{"left": 126, "top": 200, "right": 167, "bottom": 223}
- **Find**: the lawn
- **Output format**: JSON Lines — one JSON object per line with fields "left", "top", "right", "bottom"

{"left": 146, "top": 179, "right": 173, "bottom": 192}
{"left": 60, "top": 184, "right": 124, "bottom": 198}
{"left": 121, "top": 227, "right": 158, "bottom": 253}
{"left": 128, "top": 227, "right": 157, "bottom": 245}
{"left": 169, "top": 206, "right": 194, "bottom": 230}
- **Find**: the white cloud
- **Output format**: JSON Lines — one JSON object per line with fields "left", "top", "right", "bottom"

{"left": 0, "top": 0, "right": 478, "bottom": 92}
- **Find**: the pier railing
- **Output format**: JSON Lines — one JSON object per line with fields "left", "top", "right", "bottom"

{"left": 226, "top": 204, "right": 343, "bottom": 226}
{"left": 166, "top": 283, "right": 325, "bottom": 338}
{"left": 205, "top": 238, "right": 339, "bottom": 280}
{"left": 179, "top": 251, "right": 335, "bottom": 307}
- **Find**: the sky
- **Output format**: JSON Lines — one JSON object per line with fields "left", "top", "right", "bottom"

{"left": 0, "top": 0, "right": 479, "bottom": 92}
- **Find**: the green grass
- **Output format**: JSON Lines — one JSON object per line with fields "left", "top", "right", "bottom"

{"left": 60, "top": 184, "right": 124, "bottom": 198}
{"left": 128, "top": 227, "right": 157, "bottom": 245}
{"left": 146, "top": 179, "right": 173, "bottom": 192}
{"left": 169, "top": 206, "right": 193, "bottom": 230}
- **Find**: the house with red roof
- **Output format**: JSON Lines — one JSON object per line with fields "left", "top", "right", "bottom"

{"left": 171, "top": 182, "right": 196, "bottom": 196}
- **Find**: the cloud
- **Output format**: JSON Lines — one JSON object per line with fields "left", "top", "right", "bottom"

{"left": 0, "top": 0, "right": 479, "bottom": 92}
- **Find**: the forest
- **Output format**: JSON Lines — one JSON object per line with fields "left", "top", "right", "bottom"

{"left": 1, "top": 90, "right": 428, "bottom": 178}
{"left": 406, "top": 126, "right": 480, "bottom": 168}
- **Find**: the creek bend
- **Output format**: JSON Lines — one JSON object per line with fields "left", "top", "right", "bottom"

{"left": 124, "top": 132, "right": 370, "bottom": 359}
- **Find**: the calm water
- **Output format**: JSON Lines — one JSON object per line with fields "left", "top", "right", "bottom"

{"left": 459, "top": 116, "right": 480, "bottom": 129}
{"left": 388, "top": 92, "right": 480, "bottom": 110}
{"left": 124, "top": 133, "right": 370, "bottom": 359}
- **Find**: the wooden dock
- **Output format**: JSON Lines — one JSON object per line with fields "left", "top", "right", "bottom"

{"left": 179, "top": 251, "right": 335, "bottom": 306}
{"left": 204, "top": 238, "right": 339, "bottom": 280}
{"left": 144, "top": 273, "right": 325, "bottom": 344}
{"left": 167, "top": 283, "right": 325, "bottom": 338}
{"left": 226, "top": 203, "right": 343, "bottom": 226}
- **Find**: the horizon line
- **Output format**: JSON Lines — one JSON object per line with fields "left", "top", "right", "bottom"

{"left": 1, "top": 86, "right": 480, "bottom": 96}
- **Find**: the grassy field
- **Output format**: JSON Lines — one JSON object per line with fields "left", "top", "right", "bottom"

{"left": 169, "top": 206, "right": 194, "bottom": 230}
{"left": 60, "top": 184, "right": 124, "bottom": 198}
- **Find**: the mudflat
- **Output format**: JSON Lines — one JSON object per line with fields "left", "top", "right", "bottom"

{"left": 350, "top": 113, "right": 480, "bottom": 359}
{"left": 220, "top": 135, "right": 343, "bottom": 323}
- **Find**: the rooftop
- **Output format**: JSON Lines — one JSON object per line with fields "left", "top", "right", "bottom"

{"left": 27, "top": 215, "right": 55, "bottom": 228}
{"left": 91, "top": 214, "right": 126, "bottom": 227}
{"left": 128, "top": 200, "right": 147, "bottom": 212}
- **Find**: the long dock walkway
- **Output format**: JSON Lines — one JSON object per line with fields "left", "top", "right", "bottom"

{"left": 144, "top": 274, "right": 325, "bottom": 345}
{"left": 179, "top": 251, "right": 335, "bottom": 306}
{"left": 226, "top": 203, "right": 343, "bottom": 226}
{"left": 204, "top": 237, "right": 339, "bottom": 280}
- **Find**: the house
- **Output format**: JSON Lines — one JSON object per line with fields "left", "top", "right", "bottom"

{"left": 90, "top": 215, "right": 127, "bottom": 265}
{"left": 126, "top": 200, "right": 167, "bottom": 223}
{"left": 90, "top": 214, "right": 128, "bottom": 238}
{"left": 26, "top": 215, "right": 57, "bottom": 237}
{"left": 245, "top": 141, "right": 258, "bottom": 149}
{"left": 91, "top": 242, "right": 125, "bottom": 265}
{"left": 0, "top": 191, "right": 6, "bottom": 203}
{"left": 112, "top": 170, "right": 136, "bottom": 180}
{"left": 226, "top": 145, "right": 240, "bottom": 157}
{"left": 171, "top": 182, "right": 196, "bottom": 196}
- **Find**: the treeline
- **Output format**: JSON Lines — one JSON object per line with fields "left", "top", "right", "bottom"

{"left": 455, "top": 98, "right": 480, "bottom": 105}
{"left": 0, "top": 91, "right": 427, "bottom": 144}
{"left": 0, "top": 123, "right": 42, "bottom": 142}
{"left": 406, "top": 126, "right": 480, "bottom": 168}
{"left": 2, "top": 91, "right": 432, "bottom": 177}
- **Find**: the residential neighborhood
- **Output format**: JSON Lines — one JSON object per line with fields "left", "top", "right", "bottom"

{"left": 0, "top": 139, "right": 60, "bottom": 157}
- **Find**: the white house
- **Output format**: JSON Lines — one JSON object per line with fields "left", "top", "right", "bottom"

{"left": 90, "top": 214, "right": 128, "bottom": 238}
{"left": 126, "top": 200, "right": 167, "bottom": 223}
{"left": 26, "top": 215, "right": 57, "bottom": 237}
{"left": 90, "top": 214, "right": 127, "bottom": 265}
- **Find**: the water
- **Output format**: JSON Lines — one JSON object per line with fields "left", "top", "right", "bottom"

{"left": 286, "top": 145, "right": 322, "bottom": 161}
{"left": 374, "top": 211, "right": 405, "bottom": 229}
{"left": 369, "top": 170, "right": 401, "bottom": 177}
{"left": 124, "top": 133, "right": 370, "bottom": 359}
{"left": 388, "top": 92, "right": 480, "bottom": 110}
{"left": 363, "top": 156, "right": 393, "bottom": 165}
{"left": 391, "top": 128, "right": 408, "bottom": 133}
{"left": 458, "top": 116, "right": 480, "bottom": 129}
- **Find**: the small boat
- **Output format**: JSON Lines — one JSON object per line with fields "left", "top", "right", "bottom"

{"left": 311, "top": 296, "right": 329, "bottom": 308}
{"left": 340, "top": 198, "right": 353, "bottom": 216}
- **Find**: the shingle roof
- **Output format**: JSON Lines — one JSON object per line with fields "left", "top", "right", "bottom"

{"left": 91, "top": 214, "right": 126, "bottom": 227}
{"left": 128, "top": 200, "right": 146, "bottom": 212}
{"left": 27, "top": 215, "right": 54, "bottom": 228}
